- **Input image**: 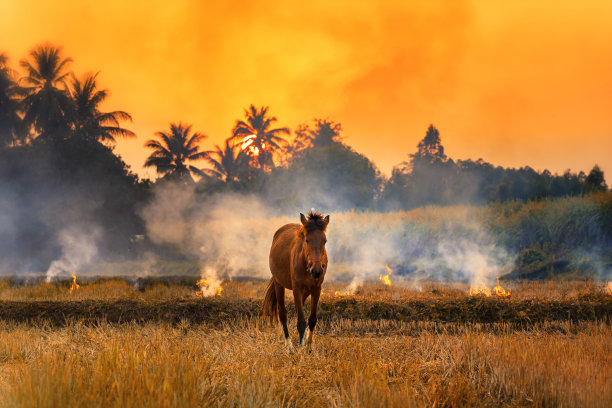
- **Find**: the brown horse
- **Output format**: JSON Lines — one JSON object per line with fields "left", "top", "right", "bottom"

{"left": 263, "top": 211, "right": 329, "bottom": 352}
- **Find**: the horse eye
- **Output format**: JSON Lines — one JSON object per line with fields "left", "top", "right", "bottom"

{"left": 305, "top": 239, "right": 309, "bottom": 243}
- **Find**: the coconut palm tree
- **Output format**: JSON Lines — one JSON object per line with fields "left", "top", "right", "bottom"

{"left": 70, "top": 72, "right": 135, "bottom": 144}
{"left": 144, "top": 123, "right": 209, "bottom": 182}
{"left": 231, "top": 105, "right": 290, "bottom": 170}
{"left": 19, "top": 44, "right": 73, "bottom": 141}
{"left": 203, "top": 139, "right": 250, "bottom": 186}
{"left": 0, "top": 53, "right": 23, "bottom": 147}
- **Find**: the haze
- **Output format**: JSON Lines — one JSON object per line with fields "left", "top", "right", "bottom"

{"left": 1, "top": 0, "right": 611, "bottom": 179}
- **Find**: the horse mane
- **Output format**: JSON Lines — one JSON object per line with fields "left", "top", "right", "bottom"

{"left": 301, "top": 210, "right": 328, "bottom": 233}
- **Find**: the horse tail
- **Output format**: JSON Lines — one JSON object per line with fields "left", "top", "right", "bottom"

{"left": 262, "top": 278, "right": 277, "bottom": 323}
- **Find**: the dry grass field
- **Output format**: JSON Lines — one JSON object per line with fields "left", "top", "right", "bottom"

{"left": 0, "top": 279, "right": 610, "bottom": 407}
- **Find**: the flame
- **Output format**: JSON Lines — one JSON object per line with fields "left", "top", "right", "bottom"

{"left": 605, "top": 281, "right": 612, "bottom": 295}
{"left": 469, "top": 285, "right": 492, "bottom": 296}
{"left": 195, "top": 278, "right": 223, "bottom": 297}
{"left": 379, "top": 264, "right": 392, "bottom": 286}
{"left": 195, "top": 279, "right": 209, "bottom": 298}
{"left": 334, "top": 290, "right": 341, "bottom": 297}
{"left": 69, "top": 273, "right": 80, "bottom": 293}
{"left": 240, "top": 134, "right": 260, "bottom": 156}
{"left": 493, "top": 277, "right": 511, "bottom": 297}
{"left": 469, "top": 277, "right": 511, "bottom": 297}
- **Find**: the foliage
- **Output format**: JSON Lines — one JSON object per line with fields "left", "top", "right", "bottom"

{"left": 287, "top": 118, "right": 344, "bottom": 160}
{"left": 383, "top": 125, "right": 607, "bottom": 210}
{"left": 410, "top": 123, "right": 447, "bottom": 164}
{"left": 144, "top": 122, "right": 209, "bottom": 183}
{"left": 586, "top": 164, "right": 607, "bottom": 192}
{"left": 18, "top": 44, "right": 74, "bottom": 140}
{"left": 230, "top": 104, "right": 290, "bottom": 170}
{"left": 69, "top": 72, "right": 135, "bottom": 143}
{"left": 267, "top": 141, "right": 384, "bottom": 211}
{"left": 0, "top": 53, "right": 23, "bottom": 146}
{"left": 0, "top": 138, "right": 149, "bottom": 273}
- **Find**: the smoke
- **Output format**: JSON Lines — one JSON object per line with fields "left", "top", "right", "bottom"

{"left": 326, "top": 208, "right": 513, "bottom": 291}
{"left": 0, "top": 141, "right": 145, "bottom": 277}
{"left": 140, "top": 181, "right": 292, "bottom": 285}
{"left": 140, "top": 181, "right": 514, "bottom": 290}
{"left": 45, "top": 227, "right": 101, "bottom": 282}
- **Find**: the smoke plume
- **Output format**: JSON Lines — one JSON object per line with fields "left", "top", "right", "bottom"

{"left": 140, "top": 181, "right": 514, "bottom": 289}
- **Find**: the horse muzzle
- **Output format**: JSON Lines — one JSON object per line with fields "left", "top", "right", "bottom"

{"left": 307, "top": 260, "right": 326, "bottom": 279}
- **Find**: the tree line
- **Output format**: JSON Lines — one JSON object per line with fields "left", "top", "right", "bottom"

{"left": 0, "top": 44, "right": 608, "bottom": 271}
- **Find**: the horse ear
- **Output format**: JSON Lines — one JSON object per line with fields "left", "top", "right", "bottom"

{"left": 300, "top": 213, "right": 307, "bottom": 225}
{"left": 324, "top": 215, "right": 330, "bottom": 224}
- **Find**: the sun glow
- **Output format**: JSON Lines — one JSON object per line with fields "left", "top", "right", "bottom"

{"left": 240, "top": 135, "right": 264, "bottom": 157}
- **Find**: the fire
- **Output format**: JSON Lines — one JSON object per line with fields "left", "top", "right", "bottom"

{"left": 195, "top": 278, "right": 223, "bottom": 297}
{"left": 469, "top": 277, "right": 511, "bottom": 297}
{"left": 493, "top": 276, "right": 511, "bottom": 297}
{"left": 605, "top": 281, "right": 612, "bottom": 295}
{"left": 69, "top": 273, "right": 80, "bottom": 293}
{"left": 469, "top": 285, "right": 492, "bottom": 296}
{"left": 195, "top": 279, "right": 209, "bottom": 298}
{"left": 240, "top": 134, "right": 262, "bottom": 156}
{"left": 379, "top": 264, "right": 392, "bottom": 286}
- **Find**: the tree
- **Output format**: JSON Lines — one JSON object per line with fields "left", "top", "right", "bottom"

{"left": 203, "top": 138, "right": 250, "bottom": 187}
{"left": 411, "top": 124, "right": 447, "bottom": 165}
{"left": 288, "top": 119, "right": 343, "bottom": 160}
{"left": 19, "top": 44, "right": 73, "bottom": 141}
{"left": 144, "top": 123, "right": 209, "bottom": 182}
{"left": 267, "top": 140, "right": 383, "bottom": 210}
{"left": 585, "top": 165, "right": 607, "bottom": 192}
{"left": 231, "top": 105, "right": 290, "bottom": 170}
{"left": 0, "top": 53, "right": 23, "bottom": 147}
{"left": 69, "top": 72, "right": 135, "bottom": 143}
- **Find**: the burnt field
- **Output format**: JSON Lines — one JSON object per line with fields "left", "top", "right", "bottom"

{"left": 0, "top": 278, "right": 610, "bottom": 327}
{"left": 0, "top": 279, "right": 611, "bottom": 407}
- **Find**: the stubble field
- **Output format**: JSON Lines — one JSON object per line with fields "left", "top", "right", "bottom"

{"left": 0, "top": 279, "right": 610, "bottom": 407}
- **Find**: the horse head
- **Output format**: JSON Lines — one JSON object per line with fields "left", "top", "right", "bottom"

{"left": 300, "top": 211, "right": 330, "bottom": 279}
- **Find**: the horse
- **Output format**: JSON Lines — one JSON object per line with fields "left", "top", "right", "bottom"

{"left": 263, "top": 211, "right": 329, "bottom": 352}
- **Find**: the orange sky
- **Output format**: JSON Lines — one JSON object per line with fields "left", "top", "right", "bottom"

{"left": 1, "top": 0, "right": 611, "bottom": 180}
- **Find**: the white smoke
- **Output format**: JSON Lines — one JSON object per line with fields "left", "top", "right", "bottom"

{"left": 45, "top": 227, "right": 101, "bottom": 282}
{"left": 140, "top": 182, "right": 514, "bottom": 291}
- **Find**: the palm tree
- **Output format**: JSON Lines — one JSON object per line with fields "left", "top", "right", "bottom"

{"left": 70, "top": 72, "right": 135, "bottom": 143}
{"left": 19, "top": 44, "right": 73, "bottom": 140}
{"left": 203, "top": 139, "right": 250, "bottom": 186}
{"left": 231, "top": 105, "right": 290, "bottom": 170}
{"left": 0, "top": 53, "right": 23, "bottom": 147}
{"left": 144, "top": 123, "right": 209, "bottom": 182}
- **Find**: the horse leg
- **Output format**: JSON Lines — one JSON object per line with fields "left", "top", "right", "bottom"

{"left": 274, "top": 282, "right": 293, "bottom": 353}
{"left": 305, "top": 287, "right": 320, "bottom": 351}
{"left": 293, "top": 287, "right": 307, "bottom": 346}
